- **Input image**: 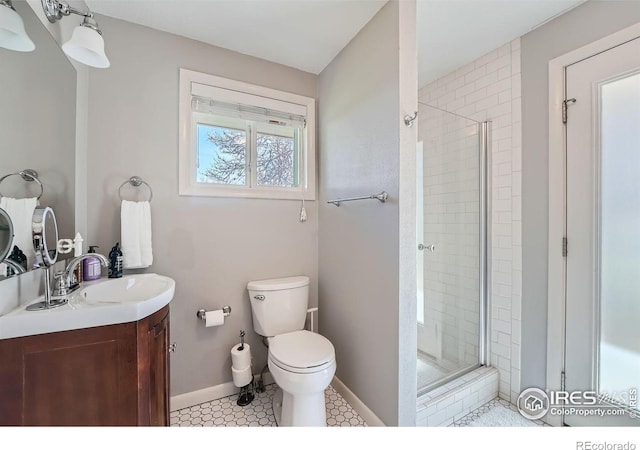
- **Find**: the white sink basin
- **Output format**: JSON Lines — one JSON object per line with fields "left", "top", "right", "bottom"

{"left": 76, "top": 274, "right": 174, "bottom": 305}
{"left": 0, "top": 274, "right": 175, "bottom": 340}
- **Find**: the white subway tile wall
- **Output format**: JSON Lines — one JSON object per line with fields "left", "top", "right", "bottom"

{"left": 418, "top": 39, "right": 522, "bottom": 404}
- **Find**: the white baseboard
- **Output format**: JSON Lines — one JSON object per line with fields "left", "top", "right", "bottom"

{"left": 331, "top": 376, "right": 385, "bottom": 427}
{"left": 170, "top": 372, "right": 274, "bottom": 412}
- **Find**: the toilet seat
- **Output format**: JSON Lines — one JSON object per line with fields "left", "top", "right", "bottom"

{"left": 269, "top": 330, "right": 335, "bottom": 374}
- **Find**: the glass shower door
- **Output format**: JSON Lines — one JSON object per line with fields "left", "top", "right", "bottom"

{"left": 417, "top": 103, "right": 485, "bottom": 394}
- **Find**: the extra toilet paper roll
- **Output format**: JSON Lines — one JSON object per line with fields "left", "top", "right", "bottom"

{"left": 231, "top": 343, "right": 251, "bottom": 369}
{"left": 232, "top": 366, "right": 253, "bottom": 387}
{"left": 205, "top": 310, "right": 225, "bottom": 327}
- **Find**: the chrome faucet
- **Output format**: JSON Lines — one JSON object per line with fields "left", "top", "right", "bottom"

{"left": 62, "top": 253, "right": 110, "bottom": 284}
{"left": 25, "top": 253, "right": 110, "bottom": 311}
{"left": 50, "top": 253, "right": 110, "bottom": 301}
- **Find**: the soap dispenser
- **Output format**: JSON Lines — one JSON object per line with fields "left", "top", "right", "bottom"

{"left": 108, "top": 242, "right": 123, "bottom": 278}
{"left": 83, "top": 246, "right": 102, "bottom": 281}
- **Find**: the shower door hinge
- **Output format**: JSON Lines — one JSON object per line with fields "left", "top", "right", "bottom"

{"left": 562, "top": 237, "right": 568, "bottom": 257}
{"left": 562, "top": 98, "right": 576, "bottom": 124}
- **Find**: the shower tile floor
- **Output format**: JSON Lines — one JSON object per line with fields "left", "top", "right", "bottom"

{"left": 451, "top": 397, "right": 548, "bottom": 427}
{"left": 417, "top": 351, "right": 470, "bottom": 391}
{"left": 417, "top": 354, "right": 448, "bottom": 388}
{"left": 170, "top": 383, "right": 367, "bottom": 427}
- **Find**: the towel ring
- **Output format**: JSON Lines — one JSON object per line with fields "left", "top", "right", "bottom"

{"left": 118, "top": 176, "right": 153, "bottom": 202}
{"left": 0, "top": 169, "right": 44, "bottom": 200}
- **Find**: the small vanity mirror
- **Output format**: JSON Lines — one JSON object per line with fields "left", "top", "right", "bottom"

{"left": 0, "top": 208, "right": 14, "bottom": 263}
{"left": 32, "top": 207, "right": 58, "bottom": 267}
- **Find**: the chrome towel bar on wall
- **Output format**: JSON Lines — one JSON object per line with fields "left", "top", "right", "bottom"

{"left": 327, "top": 191, "right": 388, "bottom": 207}
{"left": 0, "top": 169, "right": 44, "bottom": 199}
{"left": 118, "top": 176, "right": 153, "bottom": 202}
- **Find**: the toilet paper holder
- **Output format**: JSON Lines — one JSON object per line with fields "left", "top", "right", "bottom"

{"left": 196, "top": 306, "right": 231, "bottom": 321}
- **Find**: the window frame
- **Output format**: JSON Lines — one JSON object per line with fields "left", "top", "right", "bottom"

{"left": 179, "top": 69, "right": 316, "bottom": 200}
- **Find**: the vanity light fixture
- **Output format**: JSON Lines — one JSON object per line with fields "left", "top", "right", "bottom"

{"left": 41, "top": 0, "right": 110, "bottom": 68}
{"left": 0, "top": 0, "right": 35, "bottom": 52}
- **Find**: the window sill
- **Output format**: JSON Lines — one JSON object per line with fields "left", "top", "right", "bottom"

{"left": 179, "top": 184, "right": 316, "bottom": 201}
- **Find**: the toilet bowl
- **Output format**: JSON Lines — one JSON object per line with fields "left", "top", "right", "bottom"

{"left": 246, "top": 276, "right": 337, "bottom": 427}
{"left": 267, "top": 330, "right": 336, "bottom": 426}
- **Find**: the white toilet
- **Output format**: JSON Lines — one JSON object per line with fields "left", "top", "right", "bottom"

{"left": 247, "top": 275, "right": 336, "bottom": 427}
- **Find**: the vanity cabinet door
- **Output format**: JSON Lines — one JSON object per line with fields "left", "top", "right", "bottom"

{"left": 137, "top": 305, "right": 170, "bottom": 426}
{"left": 0, "top": 306, "right": 170, "bottom": 426}
{"left": 0, "top": 323, "right": 138, "bottom": 426}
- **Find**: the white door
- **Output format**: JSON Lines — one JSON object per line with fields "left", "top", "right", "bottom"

{"left": 565, "top": 37, "right": 640, "bottom": 426}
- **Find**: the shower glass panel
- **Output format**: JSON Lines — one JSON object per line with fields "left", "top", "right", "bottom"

{"left": 417, "top": 103, "right": 486, "bottom": 395}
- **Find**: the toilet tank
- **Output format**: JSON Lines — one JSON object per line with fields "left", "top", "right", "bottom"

{"left": 247, "top": 276, "right": 310, "bottom": 337}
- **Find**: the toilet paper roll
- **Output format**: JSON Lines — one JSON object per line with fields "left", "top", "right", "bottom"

{"left": 232, "top": 366, "right": 253, "bottom": 387}
{"left": 205, "top": 310, "right": 225, "bottom": 327}
{"left": 231, "top": 343, "right": 251, "bottom": 369}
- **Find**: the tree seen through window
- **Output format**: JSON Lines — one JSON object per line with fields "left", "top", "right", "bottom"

{"left": 202, "top": 125, "right": 297, "bottom": 187}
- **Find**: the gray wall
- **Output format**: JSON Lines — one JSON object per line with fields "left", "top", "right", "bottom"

{"left": 318, "top": 0, "right": 417, "bottom": 426}
{"left": 520, "top": 0, "right": 640, "bottom": 390}
{"left": 86, "top": 14, "right": 318, "bottom": 396}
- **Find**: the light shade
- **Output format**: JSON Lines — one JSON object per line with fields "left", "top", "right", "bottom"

{"left": 0, "top": 2, "right": 35, "bottom": 52}
{"left": 62, "top": 24, "right": 110, "bottom": 68}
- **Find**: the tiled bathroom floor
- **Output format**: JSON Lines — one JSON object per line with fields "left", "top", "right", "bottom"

{"left": 172, "top": 382, "right": 548, "bottom": 428}
{"left": 170, "top": 383, "right": 367, "bottom": 427}
{"left": 451, "top": 397, "right": 548, "bottom": 427}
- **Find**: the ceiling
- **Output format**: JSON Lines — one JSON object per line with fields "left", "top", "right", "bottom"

{"left": 84, "top": 0, "right": 387, "bottom": 75}
{"left": 85, "top": 0, "right": 585, "bottom": 87}
{"left": 418, "top": 0, "right": 585, "bottom": 85}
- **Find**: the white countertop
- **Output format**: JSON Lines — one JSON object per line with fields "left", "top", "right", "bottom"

{"left": 0, "top": 273, "right": 175, "bottom": 340}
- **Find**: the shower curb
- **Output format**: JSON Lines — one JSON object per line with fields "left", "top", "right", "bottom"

{"left": 416, "top": 366, "right": 499, "bottom": 426}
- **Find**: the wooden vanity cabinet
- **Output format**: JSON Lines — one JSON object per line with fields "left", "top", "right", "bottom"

{"left": 137, "top": 305, "right": 171, "bottom": 426}
{"left": 0, "top": 305, "right": 170, "bottom": 426}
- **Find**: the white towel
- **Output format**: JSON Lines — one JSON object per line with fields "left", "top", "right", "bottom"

{"left": 0, "top": 197, "right": 37, "bottom": 272}
{"left": 121, "top": 200, "right": 153, "bottom": 269}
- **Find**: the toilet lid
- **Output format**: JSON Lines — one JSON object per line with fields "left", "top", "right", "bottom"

{"left": 269, "top": 330, "right": 335, "bottom": 370}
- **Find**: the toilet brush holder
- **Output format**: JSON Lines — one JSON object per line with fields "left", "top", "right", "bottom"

{"left": 237, "top": 376, "right": 255, "bottom": 406}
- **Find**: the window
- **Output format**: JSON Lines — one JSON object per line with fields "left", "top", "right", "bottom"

{"left": 179, "top": 69, "right": 316, "bottom": 200}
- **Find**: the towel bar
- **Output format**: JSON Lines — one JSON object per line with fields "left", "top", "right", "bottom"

{"left": 118, "top": 176, "right": 153, "bottom": 202}
{"left": 327, "top": 191, "right": 388, "bottom": 207}
{"left": 0, "top": 169, "right": 44, "bottom": 200}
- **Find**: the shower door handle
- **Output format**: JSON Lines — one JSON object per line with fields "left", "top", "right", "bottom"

{"left": 418, "top": 244, "right": 435, "bottom": 252}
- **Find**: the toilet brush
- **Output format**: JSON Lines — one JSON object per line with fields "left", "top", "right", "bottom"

{"left": 238, "top": 330, "right": 245, "bottom": 351}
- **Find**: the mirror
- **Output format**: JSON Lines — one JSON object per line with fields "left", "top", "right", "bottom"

{"left": 0, "top": 208, "right": 14, "bottom": 263}
{"left": 0, "top": 1, "right": 77, "bottom": 280}
{"left": 32, "top": 207, "right": 58, "bottom": 267}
